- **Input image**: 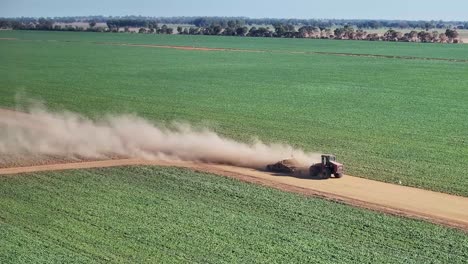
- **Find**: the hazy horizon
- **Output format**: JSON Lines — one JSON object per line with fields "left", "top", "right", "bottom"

{"left": 2, "top": 0, "right": 468, "bottom": 21}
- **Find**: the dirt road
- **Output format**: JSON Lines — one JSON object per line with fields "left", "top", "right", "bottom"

{"left": 1, "top": 159, "right": 467, "bottom": 231}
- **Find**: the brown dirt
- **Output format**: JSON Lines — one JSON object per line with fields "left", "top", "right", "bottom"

{"left": 1, "top": 159, "right": 467, "bottom": 231}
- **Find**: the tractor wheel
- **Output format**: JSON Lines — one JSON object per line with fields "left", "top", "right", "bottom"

{"left": 309, "top": 165, "right": 320, "bottom": 177}
{"left": 321, "top": 169, "right": 331, "bottom": 179}
{"left": 334, "top": 173, "right": 343, "bottom": 178}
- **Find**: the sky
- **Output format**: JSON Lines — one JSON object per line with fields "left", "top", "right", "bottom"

{"left": 2, "top": 0, "right": 468, "bottom": 21}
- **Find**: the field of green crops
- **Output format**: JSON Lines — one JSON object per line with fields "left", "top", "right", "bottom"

{"left": 0, "top": 31, "right": 467, "bottom": 263}
{"left": 0, "top": 31, "right": 466, "bottom": 195}
{"left": 1, "top": 166, "right": 467, "bottom": 263}
{"left": 2, "top": 30, "right": 468, "bottom": 60}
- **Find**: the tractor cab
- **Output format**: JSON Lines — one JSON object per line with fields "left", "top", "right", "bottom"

{"left": 321, "top": 154, "right": 336, "bottom": 165}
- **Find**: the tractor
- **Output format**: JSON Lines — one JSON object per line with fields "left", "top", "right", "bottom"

{"left": 309, "top": 154, "right": 344, "bottom": 179}
{"left": 266, "top": 154, "right": 344, "bottom": 179}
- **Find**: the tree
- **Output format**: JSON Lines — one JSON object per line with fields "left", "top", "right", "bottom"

{"left": 107, "top": 20, "right": 119, "bottom": 31}
{"left": 189, "top": 27, "right": 200, "bottom": 35}
{"left": 398, "top": 21, "right": 409, "bottom": 29}
{"left": 445, "top": 29, "right": 459, "bottom": 39}
{"left": 355, "top": 29, "right": 367, "bottom": 40}
{"left": 431, "top": 31, "right": 439, "bottom": 42}
{"left": 212, "top": 25, "right": 222, "bottom": 35}
{"left": 148, "top": 21, "right": 158, "bottom": 30}
{"left": 227, "top": 20, "right": 236, "bottom": 28}
{"left": 248, "top": 26, "right": 257, "bottom": 36}
{"left": 368, "top": 20, "right": 381, "bottom": 29}
{"left": 438, "top": 33, "right": 448, "bottom": 43}
{"left": 0, "top": 19, "right": 11, "bottom": 29}
{"left": 321, "top": 28, "right": 333, "bottom": 39}
{"left": 273, "top": 23, "right": 285, "bottom": 37}
{"left": 247, "top": 26, "right": 273, "bottom": 37}
{"left": 37, "top": 18, "right": 53, "bottom": 30}
{"left": 298, "top": 26, "right": 320, "bottom": 38}
{"left": 383, "top": 29, "right": 402, "bottom": 41}
{"left": 285, "top": 24, "right": 295, "bottom": 32}
{"left": 236, "top": 26, "right": 248, "bottom": 36}
{"left": 408, "top": 31, "right": 419, "bottom": 42}
{"left": 343, "top": 25, "right": 355, "bottom": 39}
{"left": 223, "top": 27, "right": 236, "bottom": 36}
{"left": 177, "top": 26, "right": 183, "bottom": 34}
{"left": 160, "top": 24, "right": 168, "bottom": 34}
{"left": 366, "top": 33, "right": 380, "bottom": 41}
{"left": 424, "top": 22, "right": 435, "bottom": 31}
{"left": 89, "top": 21, "right": 97, "bottom": 28}
{"left": 418, "top": 31, "right": 432, "bottom": 42}
{"left": 334, "top": 27, "right": 346, "bottom": 39}
{"left": 193, "top": 17, "right": 209, "bottom": 27}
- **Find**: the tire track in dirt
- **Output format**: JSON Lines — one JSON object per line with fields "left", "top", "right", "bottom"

{"left": 1, "top": 159, "right": 467, "bottom": 231}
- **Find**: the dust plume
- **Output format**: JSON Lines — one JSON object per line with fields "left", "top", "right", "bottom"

{"left": 0, "top": 107, "right": 320, "bottom": 169}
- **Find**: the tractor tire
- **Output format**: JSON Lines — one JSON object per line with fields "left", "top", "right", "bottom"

{"left": 321, "top": 169, "right": 331, "bottom": 179}
{"left": 334, "top": 173, "right": 343, "bottom": 178}
{"left": 309, "top": 165, "right": 322, "bottom": 177}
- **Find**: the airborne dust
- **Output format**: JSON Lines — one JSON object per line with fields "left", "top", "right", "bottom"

{"left": 0, "top": 106, "right": 320, "bottom": 169}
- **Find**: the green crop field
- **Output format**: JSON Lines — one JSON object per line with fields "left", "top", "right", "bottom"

{"left": 1, "top": 166, "right": 467, "bottom": 263}
{"left": 0, "top": 30, "right": 468, "bottom": 263}
{"left": 0, "top": 31, "right": 467, "bottom": 196}
{"left": 2, "top": 30, "right": 468, "bottom": 60}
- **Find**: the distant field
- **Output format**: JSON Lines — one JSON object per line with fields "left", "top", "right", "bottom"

{"left": 0, "top": 31, "right": 467, "bottom": 196}
{"left": 2, "top": 30, "right": 468, "bottom": 59}
{"left": 1, "top": 166, "right": 467, "bottom": 263}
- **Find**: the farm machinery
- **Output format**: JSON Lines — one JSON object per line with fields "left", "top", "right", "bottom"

{"left": 266, "top": 154, "right": 344, "bottom": 179}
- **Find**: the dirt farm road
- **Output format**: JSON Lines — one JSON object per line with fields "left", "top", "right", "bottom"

{"left": 1, "top": 159, "right": 467, "bottom": 231}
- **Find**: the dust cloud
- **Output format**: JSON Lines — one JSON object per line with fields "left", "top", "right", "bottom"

{"left": 0, "top": 107, "right": 320, "bottom": 169}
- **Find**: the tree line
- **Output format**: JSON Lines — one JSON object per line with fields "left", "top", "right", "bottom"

{"left": 0, "top": 18, "right": 464, "bottom": 44}
{"left": 173, "top": 24, "right": 463, "bottom": 43}
{"left": 2, "top": 16, "right": 468, "bottom": 30}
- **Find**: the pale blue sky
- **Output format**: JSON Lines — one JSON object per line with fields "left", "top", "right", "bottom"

{"left": 2, "top": 0, "right": 467, "bottom": 21}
